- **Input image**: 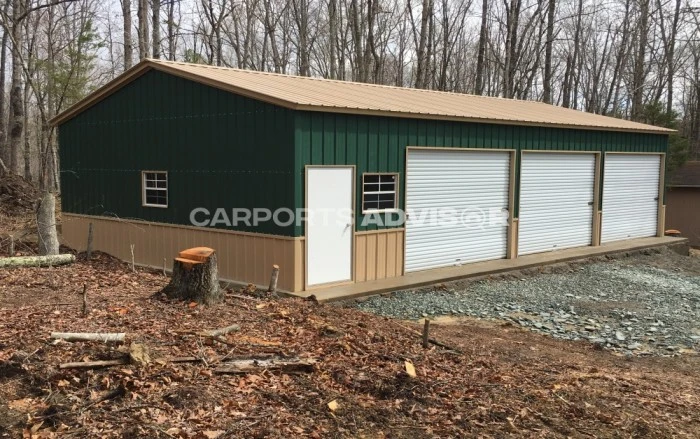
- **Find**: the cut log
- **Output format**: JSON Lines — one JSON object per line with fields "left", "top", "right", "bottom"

{"left": 160, "top": 247, "right": 222, "bottom": 304}
{"left": 59, "top": 359, "right": 128, "bottom": 369}
{"left": 0, "top": 254, "right": 75, "bottom": 268}
{"left": 37, "top": 192, "right": 59, "bottom": 256}
{"left": 51, "top": 332, "right": 126, "bottom": 343}
{"left": 215, "top": 357, "right": 316, "bottom": 375}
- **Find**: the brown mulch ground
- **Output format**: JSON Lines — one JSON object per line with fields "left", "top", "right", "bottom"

{"left": 0, "top": 252, "right": 699, "bottom": 438}
{"left": 0, "top": 174, "right": 45, "bottom": 256}
{"left": 0, "top": 174, "right": 39, "bottom": 216}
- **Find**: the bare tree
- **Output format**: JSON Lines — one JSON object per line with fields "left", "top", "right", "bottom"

{"left": 122, "top": 0, "right": 133, "bottom": 68}
{"left": 138, "top": 0, "right": 149, "bottom": 60}
{"left": 631, "top": 0, "right": 650, "bottom": 120}
{"left": 542, "top": 0, "right": 555, "bottom": 103}
{"left": 152, "top": 0, "right": 161, "bottom": 58}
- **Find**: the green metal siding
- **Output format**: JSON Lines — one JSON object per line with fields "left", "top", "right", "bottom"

{"left": 59, "top": 70, "right": 296, "bottom": 236}
{"left": 293, "top": 111, "right": 669, "bottom": 234}
{"left": 59, "top": 71, "right": 668, "bottom": 239}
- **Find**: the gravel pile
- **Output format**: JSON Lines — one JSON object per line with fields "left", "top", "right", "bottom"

{"left": 351, "top": 253, "right": 700, "bottom": 356}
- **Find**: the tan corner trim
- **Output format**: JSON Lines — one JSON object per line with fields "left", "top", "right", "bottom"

{"left": 506, "top": 151, "right": 517, "bottom": 258}
{"left": 591, "top": 154, "right": 602, "bottom": 246}
{"left": 508, "top": 218, "right": 519, "bottom": 259}
{"left": 61, "top": 213, "right": 302, "bottom": 241}
{"left": 593, "top": 211, "right": 603, "bottom": 246}
{"left": 658, "top": 154, "right": 667, "bottom": 237}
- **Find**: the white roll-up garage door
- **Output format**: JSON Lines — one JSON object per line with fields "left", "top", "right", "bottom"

{"left": 405, "top": 149, "right": 511, "bottom": 272}
{"left": 601, "top": 154, "right": 661, "bottom": 243}
{"left": 519, "top": 153, "right": 595, "bottom": 255}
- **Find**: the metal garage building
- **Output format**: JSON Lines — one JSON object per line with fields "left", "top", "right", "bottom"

{"left": 55, "top": 59, "right": 672, "bottom": 293}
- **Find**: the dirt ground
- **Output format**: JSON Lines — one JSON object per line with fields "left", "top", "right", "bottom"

{"left": 0, "top": 251, "right": 699, "bottom": 438}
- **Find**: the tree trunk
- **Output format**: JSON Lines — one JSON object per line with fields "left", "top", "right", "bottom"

{"left": 502, "top": 0, "right": 521, "bottom": 99}
{"left": 0, "top": 1, "right": 9, "bottom": 163}
{"left": 152, "top": 0, "right": 160, "bottom": 58}
{"left": 631, "top": 0, "right": 649, "bottom": 121}
{"left": 138, "top": 0, "right": 149, "bottom": 60}
{"left": 9, "top": 0, "right": 24, "bottom": 175}
{"left": 474, "top": 0, "right": 488, "bottom": 95}
{"left": 37, "top": 192, "right": 59, "bottom": 256}
{"left": 122, "top": 0, "right": 133, "bottom": 68}
{"left": 328, "top": 0, "right": 337, "bottom": 79}
{"left": 664, "top": 0, "right": 681, "bottom": 115}
{"left": 167, "top": 0, "right": 176, "bottom": 60}
{"left": 414, "top": 0, "right": 433, "bottom": 89}
{"left": 161, "top": 247, "right": 222, "bottom": 304}
{"left": 542, "top": 0, "right": 555, "bottom": 103}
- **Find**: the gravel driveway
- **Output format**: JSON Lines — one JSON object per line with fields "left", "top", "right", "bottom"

{"left": 349, "top": 247, "right": 700, "bottom": 356}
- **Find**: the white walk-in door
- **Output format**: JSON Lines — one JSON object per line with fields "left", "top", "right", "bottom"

{"left": 405, "top": 149, "right": 511, "bottom": 272}
{"left": 306, "top": 167, "right": 353, "bottom": 286}
{"left": 601, "top": 154, "right": 661, "bottom": 243}
{"left": 519, "top": 153, "right": 595, "bottom": 255}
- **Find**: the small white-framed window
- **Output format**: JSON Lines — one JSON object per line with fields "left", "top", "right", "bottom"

{"left": 362, "top": 173, "right": 398, "bottom": 213}
{"left": 142, "top": 171, "right": 168, "bottom": 208}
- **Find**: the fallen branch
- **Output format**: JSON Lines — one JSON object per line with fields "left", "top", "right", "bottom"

{"left": 227, "top": 294, "right": 262, "bottom": 302}
{"left": 202, "top": 324, "right": 240, "bottom": 337}
{"left": 215, "top": 357, "right": 316, "bottom": 375}
{"left": 51, "top": 332, "right": 126, "bottom": 343}
{"left": 59, "top": 358, "right": 128, "bottom": 369}
{"left": 0, "top": 254, "right": 75, "bottom": 269}
{"left": 83, "top": 384, "right": 127, "bottom": 408}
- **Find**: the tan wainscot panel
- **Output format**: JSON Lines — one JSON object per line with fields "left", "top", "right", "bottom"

{"left": 61, "top": 214, "right": 300, "bottom": 292}
{"left": 354, "top": 229, "right": 405, "bottom": 282}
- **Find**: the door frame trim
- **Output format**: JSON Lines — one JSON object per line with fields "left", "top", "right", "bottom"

{"left": 304, "top": 165, "right": 356, "bottom": 291}
{"left": 403, "top": 146, "right": 516, "bottom": 274}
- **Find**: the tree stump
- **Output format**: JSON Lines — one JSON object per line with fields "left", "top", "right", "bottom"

{"left": 160, "top": 247, "right": 222, "bottom": 304}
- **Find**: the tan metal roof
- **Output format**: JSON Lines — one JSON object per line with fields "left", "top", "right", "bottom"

{"left": 52, "top": 59, "right": 674, "bottom": 134}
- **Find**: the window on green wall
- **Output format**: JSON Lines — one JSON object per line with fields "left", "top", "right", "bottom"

{"left": 362, "top": 173, "right": 398, "bottom": 213}
{"left": 142, "top": 171, "right": 168, "bottom": 208}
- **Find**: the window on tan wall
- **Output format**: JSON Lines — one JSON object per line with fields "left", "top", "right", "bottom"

{"left": 362, "top": 173, "right": 398, "bottom": 213}
{"left": 142, "top": 171, "right": 168, "bottom": 208}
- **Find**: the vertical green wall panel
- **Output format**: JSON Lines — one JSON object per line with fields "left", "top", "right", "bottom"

{"left": 294, "top": 111, "right": 668, "bottom": 233}
{"left": 59, "top": 70, "right": 296, "bottom": 235}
